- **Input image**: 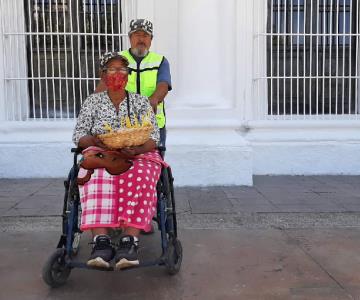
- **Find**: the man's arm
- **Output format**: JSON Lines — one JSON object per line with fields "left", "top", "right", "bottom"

{"left": 149, "top": 57, "right": 172, "bottom": 112}
{"left": 148, "top": 82, "right": 169, "bottom": 112}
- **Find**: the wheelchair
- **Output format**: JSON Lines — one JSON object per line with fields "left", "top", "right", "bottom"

{"left": 42, "top": 147, "right": 183, "bottom": 288}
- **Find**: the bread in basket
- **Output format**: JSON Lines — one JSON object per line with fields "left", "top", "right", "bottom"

{"left": 98, "top": 115, "right": 153, "bottom": 149}
{"left": 98, "top": 125, "right": 153, "bottom": 149}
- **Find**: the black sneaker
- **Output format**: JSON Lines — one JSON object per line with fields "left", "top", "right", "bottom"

{"left": 115, "top": 235, "right": 139, "bottom": 270}
{"left": 87, "top": 235, "right": 115, "bottom": 269}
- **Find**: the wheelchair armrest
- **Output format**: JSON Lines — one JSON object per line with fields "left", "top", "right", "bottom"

{"left": 158, "top": 146, "right": 166, "bottom": 159}
{"left": 71, "top": 148, "right": 83, "bottom": 166}
{"left": 71, "top": 148, "right": 83, "bottom": 154}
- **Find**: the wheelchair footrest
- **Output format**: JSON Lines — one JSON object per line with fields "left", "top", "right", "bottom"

{"left": 67, "top": 258, "right": 163, "bottom": 271}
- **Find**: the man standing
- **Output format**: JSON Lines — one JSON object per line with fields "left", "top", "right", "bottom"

{"left": 96, "top": 19, "right": 172, "bottom": 147}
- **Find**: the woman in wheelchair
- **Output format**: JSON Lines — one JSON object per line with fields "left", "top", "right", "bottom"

{"left": 72, "top": 51, "right": 166, "bottom": 270}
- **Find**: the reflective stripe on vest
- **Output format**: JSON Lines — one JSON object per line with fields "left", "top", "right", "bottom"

{"left": 120, "top": 50, "right": 166, "bottom": 128}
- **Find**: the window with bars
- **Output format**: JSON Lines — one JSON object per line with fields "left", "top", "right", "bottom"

{"left": 267, "top": 0, "right": 360, "bottom": 116}
{"left": 23, "top": 0, "right": 126, "bottom": 119}
{"left": 28, "top": 0, "right": 123, "bottom": 50}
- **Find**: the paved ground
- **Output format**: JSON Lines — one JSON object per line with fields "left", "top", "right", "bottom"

{"left": 1, "top": 176, "right": 360, "bottom": 299}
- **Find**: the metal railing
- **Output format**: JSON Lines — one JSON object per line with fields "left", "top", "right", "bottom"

{"left": 2, "top": 0, "right": 137, "bottom": 120}
{"left": 254, "top": 0, "right": 360, "bottom": 120}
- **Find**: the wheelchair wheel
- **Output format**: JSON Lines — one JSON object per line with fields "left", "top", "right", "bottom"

{"left": 165, "top": 238, "right": 183, "bottom": 275}
{"left": 42, "top": 248, "right": 71, "bottom": 288}
{"left": 157, "top": 166, "right": 183, "bottom": 274}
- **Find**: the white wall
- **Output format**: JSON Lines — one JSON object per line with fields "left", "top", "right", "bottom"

{"left": 0, "top": 121, "right": 252, "bottom": 186}
{"left": 245, "top": 121, "right": 360, "bottom": 175}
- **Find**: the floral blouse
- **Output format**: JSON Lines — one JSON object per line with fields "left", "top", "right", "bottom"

{"left": 72, "top": 91, "right": 160, "bottom": 145}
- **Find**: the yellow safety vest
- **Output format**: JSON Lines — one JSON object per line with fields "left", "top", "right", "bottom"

{"left": 120, "top": 50, "right": 166, "bottom": 128}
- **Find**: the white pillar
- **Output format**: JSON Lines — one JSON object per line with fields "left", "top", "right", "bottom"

{"left": 152, "top": 0, "right": 179, "bottom": 106}
{"left": 252, "top": 0, "right": 268, "bottom": 120}
{"left": 174, "top": 0, "right": 236, "bottom": 110}
{"left": 136, "top": 0, "right": 154, "bottom": 22}
{"left": 130, "top": 0, "right": 254, "bottom": 186}
{"left": 0, "top": 0, "right": 28, "bottom": 121}
{"left": 235, "top": 0, "right": 255, "bottom": 121}
{"left": 0, "top": 0, "right": 6, "bottom": 121}
{"left": 357, "top": 21, "right": 360, "bottom": 114}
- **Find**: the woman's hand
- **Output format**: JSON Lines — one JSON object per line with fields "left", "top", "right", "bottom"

{"left": 119, "top": 147, "right": 139, "bottom": 158}
{"left": 78, "top": 135, "right": 107, "bottom": 149}
{"left": 118, "top": 140, "right": 156, "bottom": 158}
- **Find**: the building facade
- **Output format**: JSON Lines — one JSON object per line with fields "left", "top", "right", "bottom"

{"left": 1, "top": 0, "right": 360, "bottom": 186}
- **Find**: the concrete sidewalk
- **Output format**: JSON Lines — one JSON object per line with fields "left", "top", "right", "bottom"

{"left": 1, "top": 176, "right": 360, "bottom": 299}
{"left": 1, "top": 175, "right": 360, "bottom": 229}
{"left": 1, "top": 175, "right": 360, "bottom": 217}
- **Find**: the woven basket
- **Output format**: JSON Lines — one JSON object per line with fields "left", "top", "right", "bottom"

{"left": 98, "top": 125, "right": 153, "bottom": 149}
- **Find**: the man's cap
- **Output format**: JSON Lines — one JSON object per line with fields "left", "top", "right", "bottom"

{"left": 128, "top": 19, "right": 153, "bottom": 36}
{"left": 99, "top": 51, "right": 129, "bottom": 69}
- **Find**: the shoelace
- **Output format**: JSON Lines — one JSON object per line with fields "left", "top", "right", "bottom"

{"left": 88, "top": 239, "right": 115, "bottom": 250}
{"left": 117, "top": 238, "right": 139, "bottom": 250}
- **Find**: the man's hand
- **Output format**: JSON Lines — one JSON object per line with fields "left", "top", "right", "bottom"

{"left": 148, "top": 82, "right": 168, "bottom": 113}
{"left": 149, "top": 97, "right": 158, "bottom": 113}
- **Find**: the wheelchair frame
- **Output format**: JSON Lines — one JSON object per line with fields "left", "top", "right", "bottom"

{"left": 42, "top": 147, "right": 183, "bottom": 288}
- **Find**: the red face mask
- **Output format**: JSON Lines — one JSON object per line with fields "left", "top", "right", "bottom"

{"left": 104, "top": 73, "right": 128, "bottom": 91}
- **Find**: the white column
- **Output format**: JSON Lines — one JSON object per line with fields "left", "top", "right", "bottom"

{"left": 357, "top": 2, "right": 360, "bottom": 115}
{"left": 174, "top": 0, "right": 236, "bottom": 110}
{"left": 0, "top": 1, "right": 5, "bottom": 121}
{"left": 1, "top": 0, "right": 28, "bottom": 121}
{"left": 153, "top": 0, "right": 179, "bottom": 101}
{"left": 131, "top": 0, "right": 253, "bottom": 185}
{"left": 136, "top": 0, "right": 154, "bottom": 21}
{"left": 236, "top": 0, "right": 256, "bottom": 121}
{"left": 252, "top": 0, "right": 268, "bottom": 120}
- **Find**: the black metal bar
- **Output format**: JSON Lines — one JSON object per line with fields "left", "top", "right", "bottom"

{"left": 67, "top": 258, "right": 163, "bottom": 271}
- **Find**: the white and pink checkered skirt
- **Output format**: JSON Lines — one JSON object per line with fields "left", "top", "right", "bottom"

{"left": 79, "top": 150, "right": 167, "bottom": 232}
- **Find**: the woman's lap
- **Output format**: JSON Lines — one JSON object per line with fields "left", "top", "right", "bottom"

{"left": 79, "top": 155, "right": 162, "bottom": 232}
